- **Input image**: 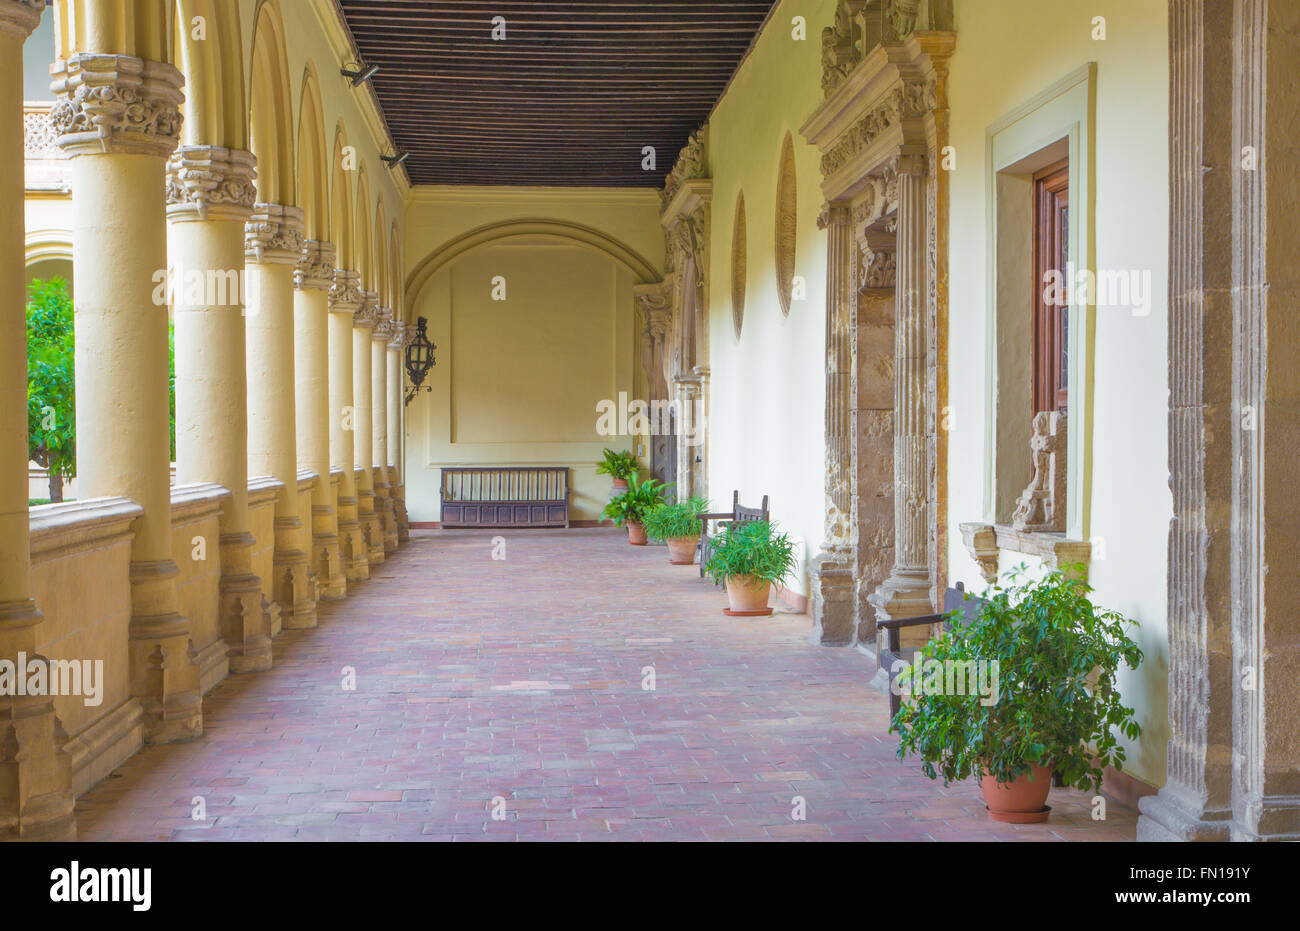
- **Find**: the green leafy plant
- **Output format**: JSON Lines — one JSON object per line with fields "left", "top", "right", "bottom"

{"left": 594, "top": 448, "right": 639, "bottom": 481}
{"left": 704, "top": 520, "right": 797, "bottom": 586}
{"left": 601, "top": 475, "right": 666, "bottom": 526}
{"left": 26, "top": 278, "right": 76, "bottom": 503}
{"left": 643, "top": 496, "right": 708, "bottom": 541}
{"left": 890, "top": 564, "right": 1144, "bottom": 795}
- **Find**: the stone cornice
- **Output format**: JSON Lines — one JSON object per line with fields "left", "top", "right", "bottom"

{"left": 0, "top": 0, "right": 44, "bottom": 40}
{"left": 29, "top": 497, "right": 142, "bottom": 562}
{"left": 166, "top": 145, "right": 258, "bottom": 223}
{"left": 50, "top": 53, "right": 184, "bottom": 159}
{"left": 245, "top": 203, "right": 305, "bottom": 265}
{"left": 295, "top": 240, "right": 337, "bottom": 291}
{"left": 328, "top": 268, "right": 362, "bottom": 313}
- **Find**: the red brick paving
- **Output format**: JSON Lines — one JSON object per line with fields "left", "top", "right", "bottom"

{"left": 74, "top": 528, "right": 1138, "bottom": 841}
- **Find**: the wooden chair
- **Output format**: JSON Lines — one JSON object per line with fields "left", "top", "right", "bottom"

{"left": 877, "top": 581, "right": 984, "bottom": 717}
{"left": 696, "top": 490, "right": 770, "bottom": 581}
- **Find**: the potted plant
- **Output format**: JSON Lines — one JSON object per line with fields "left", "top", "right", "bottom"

{"left": 890, "top": 565, "right": 1144, "bottom": 823}
{"left": 643, "top": 496, "right": 709, "bottom": 564}
{"left": 595, "top": 448, "right": 639, "bottom": 494}
{"left": 601, "top": 475, "right": 666, "bottom": 545}
{"left": 703, "top": 520, "right": 797, "bottom": 615}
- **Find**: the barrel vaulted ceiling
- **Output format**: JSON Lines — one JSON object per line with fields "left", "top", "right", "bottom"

{"left": 336, "top": 0, "right": 779, "bottom": 187}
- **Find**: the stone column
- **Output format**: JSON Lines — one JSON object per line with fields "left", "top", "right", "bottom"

{"left": 808, "top": 202, "right": 857, "bottom": 645}
{"left": 167, "top": 145, "right": 271, "bottom": 674}
{"left": 0, "top": 0, "right": 75, "bottom": 841}
{"left": 1140, "top": 0, "right": 1300, "bottom": 843}
{"left": 294, "top": 241, "right": 345, "bottom": 599}
{"left": 328, "top": 270, "right": 367, "bottom": 582}
{"left": 51, "top": 52, "right": 203, "bottom": 741}
{"left": 387, "top": 323, "right": 409, "bottom": 542}
{"left": 868, "top": 156, "right": 934, "bottom": 628}
{"left": 372, "top": 310, "right": 398, "bottom": 555}
{"left": 246, "top": 203, "right": 316, "bottom": 629}
{"left": 354, "top": 292, "right": 384, "bottom": 566}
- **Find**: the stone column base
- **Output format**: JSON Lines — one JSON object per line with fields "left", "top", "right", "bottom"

{"left": 218, "top": 533, "right": 272, "bottom": 673}
{"left": 808, "top": 549, "right": 856, "bottom": 646}
{"left": 361, "top": 505, "right": 385, "bottom": 566}
{"left": 127, "top": 560, "right": 203, "bottom": 744}
{"left": 338, "top": 500, "right": 369, "bottom": 583}
{"left": 394, "top": 484, "right": 410, "bottom": 543}
{"left": 273, "top": 551, "right": 317, "bottom": 630}
{"left": 1137, "top": 790, "right": 1233, "bottom": 842}
{"left": 0, "top": 599, "right": 78, "bottom": 842}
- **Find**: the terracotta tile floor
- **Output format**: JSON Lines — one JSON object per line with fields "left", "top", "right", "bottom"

{"left": 75, "top": 528, "right": 1138, "bottom": 841}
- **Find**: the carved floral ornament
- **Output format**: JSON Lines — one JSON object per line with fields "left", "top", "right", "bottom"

{"left": 372, "top": 308, "right": 394, "bottom": 341}
{"left": 166, "top": 145, "right": 258, "bottom": 222}
{"left": 355, "top": 291, "right": 381, "bottom": 329}
{"left": 328, "top": 269, "right": 363, "bottom": 312}
{"left": 51, "top": 53, "right": 185, "bottom": 159}
{"left": 295, "top": 240, "right": 338, "bottom": 292}
{"left": 661, "top": 130, "right": 707, "bottom": 209}
{"left": 246, "top": 203, "right": 305, "bottom": 265}
{"left": 387, "top": 321, "right": 407, "bottom": 351}
{"left": 820, "top": 0, "right": 948, "bottom": 99}
{"left": 819, "top": 79, "right": 936, "bottom": 178}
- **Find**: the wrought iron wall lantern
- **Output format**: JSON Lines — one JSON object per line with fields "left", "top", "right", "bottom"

{"left": 404, "top": 315, "right": 436, "bottom": 406}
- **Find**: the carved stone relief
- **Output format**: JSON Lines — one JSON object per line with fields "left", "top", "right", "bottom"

{"left": 775, "top": 134, "right": 798, "bottom": 316}
{"left": 730, "top": 191, "right": 747, "bottom": 339}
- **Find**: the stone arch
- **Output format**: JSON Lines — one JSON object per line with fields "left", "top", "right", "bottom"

{"left": 248, "top": 0, "right": 295, "bottom": 206}
{"left": 331, "top": 122, "right": 353, "bottom": 269}
{"left": 354, "top": 165, "right": 372, "bottom": 288}
{"left": 373, "top": 199, "right": 388, "bottom": 306}
{"left": 389, "top": 221, "right": 402, "bottom": 321}
{"left": 25, "top": 229, "right": 74, "bottom": 266}
{"left": 405, "top": 217, "right": 660, "bottom": 311}
{"left": 174, "top": 0, "right": 247, "bottom": 149}
{"left": 297, "top": 63, "right": 329, "bottom": 242}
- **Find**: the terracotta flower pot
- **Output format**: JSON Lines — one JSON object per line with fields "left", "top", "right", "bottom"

{"left": 626, "top": 522, "right": 647, "bottom": 545}
{"left": 980, "top": 764, "right": 1053, "bottom": 823}
{"left": 611, "top": 478, "right": 629, "bottom": 494}
{"left": 725, "top": 574, "right": 771, "bottom": 613}
{"left": 666, "top": 535, "right": 699, "bottom": 565}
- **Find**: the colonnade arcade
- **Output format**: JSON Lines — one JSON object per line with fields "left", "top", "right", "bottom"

{"left": 2, "top": 0, "right": 411, "bottom": 840}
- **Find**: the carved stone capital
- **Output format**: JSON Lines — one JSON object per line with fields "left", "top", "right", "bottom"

{"left": 817, "top": 202, "right": 853, "bottom": 230}
{"left": 245, "top": 203, "right": 304, "bottom": 265}
{"left": 387, "top": 321, "right": 407, "bottom": 351}
{"left": 166, "top": 145, "right": 258, "bottom": 223}
{"left": 372, "top": 307, "right": 394, "bottom": 341}
{"left": 354, "top": 290, "right": 380, "bottom": 329}
{"left": 0, "top": 0, "right": 44, "bottom": 39}
{"left": 328, "top": 268, "right": 362, "bottom": 313}
{"left": 50, "top": 53, "right": 184, "bottom": 159}
{"left": 295, "top": 240, "right": 337, "bottom": 291}
{"left": 661, "top": 130, "right": 707, "bottom": 209}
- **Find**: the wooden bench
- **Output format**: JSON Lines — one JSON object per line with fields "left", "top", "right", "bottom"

{"left": 696, "top": 490, "right": 770, "bottom": 580}
{"left": 878, "top": 581, "right": 984, "bottom": 717}
{"left": 440, "top": 467, "right": 570, "bottom": 529}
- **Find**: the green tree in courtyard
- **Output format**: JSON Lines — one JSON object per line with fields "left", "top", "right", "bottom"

{"left": 26, "top": 277, "right": 177, "bottom": 504}
{"left": 26, "top": 278, "right": 75, "bottom": 502}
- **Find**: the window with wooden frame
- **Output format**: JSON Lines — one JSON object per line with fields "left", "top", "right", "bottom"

{"left": 1033, "top": 159, "right": 1068, "bottom": 414}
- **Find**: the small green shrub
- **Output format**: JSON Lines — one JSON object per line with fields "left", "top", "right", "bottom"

{"left": 704, "top": 520, "right": 797, "bottom": 586}
{"left": 601, "top": 475, "right": 666, "bottom": 526}
{"left": 594, "top": 448, "right": 639, "bottom": 481}
{"left": 890, "top": 564, "right": 1143, "bottom": 795}
{"left": 643, "top": 497, "right": 708, "bottom": 541}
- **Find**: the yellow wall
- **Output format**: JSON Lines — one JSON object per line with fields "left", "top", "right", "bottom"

{"left": 945, "top": 0, "right": 1170, "bottom": 786}
{"left": 704, "top": 0, "right": 837, "bottom": 598}
{"left": 403, "top": 188, "right": 664, "bottom": 523}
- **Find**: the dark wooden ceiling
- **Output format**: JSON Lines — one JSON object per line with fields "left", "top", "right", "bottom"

{"left": 337, "top": 1, "right": 778, "bottom": 187}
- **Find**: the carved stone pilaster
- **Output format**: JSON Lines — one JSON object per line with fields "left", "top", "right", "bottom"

{"left": 808, "top": 202, "right": 858, "bottom": 646}
{"left": 165, "top": 145, "right": 257, "bottom": 223}
{"left": 50, "top": 53, "right": 183, "bottom": 159}
{"left": 633, "top": 280, "right": 672, "bottom": 402}
{"left": 245, "top": 203, "right": 305, "bottom": 265}
{"left": 295, "top": 240, "right": 337, "bottom": 291}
